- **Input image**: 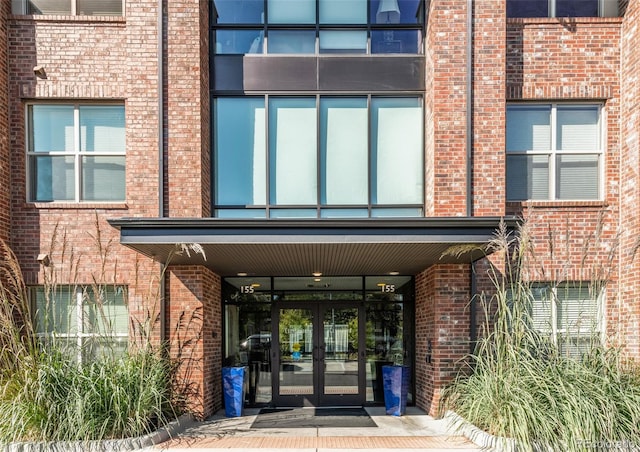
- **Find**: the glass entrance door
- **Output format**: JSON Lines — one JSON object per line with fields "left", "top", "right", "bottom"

{"left": 273, "top": 302, "right": 364, "bottom": 406}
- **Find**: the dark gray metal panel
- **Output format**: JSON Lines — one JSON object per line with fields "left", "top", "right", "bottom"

{"left": 213, "top": 56, "right": 426, "bottom": 92}
{"left": 319, "top": 56, "right": 425, "bottom": 91}
{"left": 213, "top": 55, "right": 245, "bottom": 91}
{"left": 242, "top": 56, "right": 318, "bottom": 91}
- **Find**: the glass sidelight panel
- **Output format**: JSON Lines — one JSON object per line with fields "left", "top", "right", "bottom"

{"left": 323, "top": 306, "right": 359, "bottom": 395}
{"left": 278, "top": 308, "right": 314, "bottom": 396}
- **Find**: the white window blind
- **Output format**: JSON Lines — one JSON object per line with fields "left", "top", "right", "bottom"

{"left": 506, "top": 104, "right": 602, "bottom": 201}
{"left": 269, "top": 0, "right": 315, "bottom": 24}
{"left": 375, "top": 106, "right": 423, "bottom": 204}
{"left": 28, "top": 104, "right": 125, "bottom": 202}
{"left": 556, "top": 106, "right": 599, "bottom": 151}
{"left": 323, "top": 106, "right": 368, "bottom": 204}
{"left": 27, "top": 0, "right": 71, "bottom": 14}
{"left": 80, "top": 106, "right": 125, "bottom": 153}
{"left": 506, "top": 106, "right": 550, "bottom": 151}
{"left": 319, "top": 0, "right": 366, "bottom": 23}
{"left": 556, "top": 154, "right": 599, "bottom": 199}
{"left": 319, "top": 31, "right": 367, "bottom": 52}
{"left": 253, "top": 108, "right": 267, "bottom": 205}
{"left": 77, "top": 0, "right": 122, "bottom": 15}
{"left": 272, "top": 102, "right": 318, "bottom": 205}
{"left": 31, "top": 105, "right": 74, "bottom": 153}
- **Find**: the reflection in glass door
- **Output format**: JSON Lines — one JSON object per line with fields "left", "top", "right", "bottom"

{"left": 276, "top": 307, "right": 315, "bottom": 400}
{"left": 273, "top": 302, "right": 364, "bottom": 406}
{"left": 321, "top": 305, "right": 361, "bottom": 404}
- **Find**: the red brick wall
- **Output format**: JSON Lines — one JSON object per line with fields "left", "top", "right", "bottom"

{"left": 6, "top": 0, "right": 218, "bottom": 419}
{"left": 505, "top": 16, "right": 626, "bottom": 355}
{"left": 7, "top": 3, "right": 165, "bottom": 348}
{"left": 415, "top": 264, "right": 471, "bottom": 416}
{"left": 0, "top": 2, "right": 10, "bottom": 243}
{"left": 472, "top": 0, "right": 506, "bottom": 216}
{"left": 619, "top": 0, "right": 640, "bottom": 358}
{"left": 165, "top": 0, "right": 210, "bottom": 218}
{"left": 167, "top": 266, "right": 221, "bottom": 419}
{"left": 425, "top": 0, "right": 469, "bottom": 217}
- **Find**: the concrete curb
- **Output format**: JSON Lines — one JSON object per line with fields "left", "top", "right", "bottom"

{"left": 2, "top": 414, "right": 197, "bottom": 452}
{"left": 443, "top": 411, "right": 517, "bottom": 452}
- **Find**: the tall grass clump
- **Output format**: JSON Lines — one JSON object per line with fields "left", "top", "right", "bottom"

{"left": 440, "top": 219, "right": 640, "bottom": 452}
{"left": 0, "top": 349, "right": 174, "bottom": 442}
{"left": 0, "top": 229, "right": 180, "bottom": 445}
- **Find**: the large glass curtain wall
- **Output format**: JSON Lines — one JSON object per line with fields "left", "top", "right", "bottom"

{"left": 212, "top": 0, "right": 423, "bottom": 54}
{"left": 214, "top": 96, "right": 423, "bottom": 218}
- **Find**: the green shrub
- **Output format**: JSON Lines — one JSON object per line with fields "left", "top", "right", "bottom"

{"left": 440, "top": 219, "right": 640, "bottom": 451}
{"left": 0, "top": 348, "right": 175, "bottom": 443}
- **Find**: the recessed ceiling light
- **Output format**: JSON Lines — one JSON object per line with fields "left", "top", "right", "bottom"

{"left": 389, "top": 271, "right": 400, "bottom": 276}
{"left": 312, "top": 272, "right": 322, "bottom": 277}
{"left": 314, "top": 278, "right": 321, "bottom": 282}
{"left": 237, "top": 272, "right": 248, "bottom": 277}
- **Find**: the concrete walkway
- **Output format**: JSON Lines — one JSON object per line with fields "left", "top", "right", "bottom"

{"left": 142, "top": 407, "right": 482, "bottom": 452}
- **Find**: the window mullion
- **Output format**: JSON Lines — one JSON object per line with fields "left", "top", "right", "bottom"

{"left": 549, "top": 105, "right": 557, "bottom": 200}
{"left": 551, "top": 287, "right": 559, "bottom": 345}
{"left": 74, "top": 106, "right": 81, "bottom": 202}
{"left": 76, "top": 287, "right": 83, "bottom": 364}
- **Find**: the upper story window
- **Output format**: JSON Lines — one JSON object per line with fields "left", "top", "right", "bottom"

{"left": 530, "top": 283, "right": 602, "bottom": 358}
{"left": 12, "top": 0, "right": 124, "bottom": 16}
{"left": 27, "top": 104, "right": 126, "bottom": 203}
{"left": 32, "top": 285, "right": 128, "bottom": 363}
{"left": 211, "top": 0, "right": 423, "bottom": 55}
{"left": 506, "top": 103, "right": 603, "bottom": 202}
{"left": 213, "top": 95, "right": 423, "bottom": 218}
{"left": 506, "top": 0, "right": 619, "bottom": 18}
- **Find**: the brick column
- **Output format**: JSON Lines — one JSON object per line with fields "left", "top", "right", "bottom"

{"left": 415, "top": 264, "right": 471, "bottom": 415}
{"left": 472, "top": 0, "right": 506, "bottom": 216}
{"left": 425, "top": 0, "right": 471, "bottom": 217}
{"left": 167, "top": 266, "right": 222, "bottom": 419}
{"left": 165, "top": 0, "right": 210, "bottom": 217}
{"left": 619, "top": 0, "right": 640, "bottom": 359}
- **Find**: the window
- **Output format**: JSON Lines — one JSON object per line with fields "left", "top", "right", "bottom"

{"left": 214, "top": 96, "right": 423, "bottom": 218}
{"left": 212, "top": 0, "right": 423, "bottom": 55}
{"left": 530, "top": 283, "right": 602, "bottom": 358}
{"left": 32, "top": 285, "right": 128, "bottom": 362}
{"left": 506, "top": 0, "right": 619, "bottom": 18}
{"left": 506, "top": 104, "right": 603, "bottom": 201}
{"left": 27, "top": 104, "right": 126, "bottom": 202}
{"left": 12, "top": 0, "right": 124, "bottom": 16}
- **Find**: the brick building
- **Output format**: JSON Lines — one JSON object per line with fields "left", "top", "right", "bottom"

{"left": 0, "top": 0, "right": 638, "bottom": 419}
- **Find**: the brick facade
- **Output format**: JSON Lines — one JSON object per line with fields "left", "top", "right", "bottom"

{"left": 2, "top": 0, "right": 640, "bottom": 421}
{"left": 0, "top": 2, "right": 9, "bottom": 243}
{"left": 415, "top": 264, "right": 471, "bottom": 415}
{"left": 619, "top": 0, "right": 640, "bottom": 358}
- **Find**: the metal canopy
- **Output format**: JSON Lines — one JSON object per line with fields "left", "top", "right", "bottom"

{"left": 108, "top": 217, "right": 517, "bottom": 277}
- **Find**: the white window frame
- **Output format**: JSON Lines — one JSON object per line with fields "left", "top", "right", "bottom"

{"left": 506, "top": 102, "right": 605, "bottom": 202}
{"left": 12, "top": 0, "right": 125, "bottom": 16}
{"left": 26, "top": 102, "right": 126, "bottom": 203}
{"left": 531, "top": 283, "right": 604, "bottom": 356}
{"left": 33, "top": 285, "right": 128, "bottom": 364}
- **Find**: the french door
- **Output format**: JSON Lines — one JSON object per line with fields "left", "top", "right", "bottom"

{"left": 272, "top": 301, "right": 365, "bottom": 406}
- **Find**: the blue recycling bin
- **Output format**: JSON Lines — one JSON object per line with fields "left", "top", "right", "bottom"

{"left": 222, "top": 366, "right": 246, "bottom": 417}
{"left": 382, "top": 365, "right": 410, "bottom": 416}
